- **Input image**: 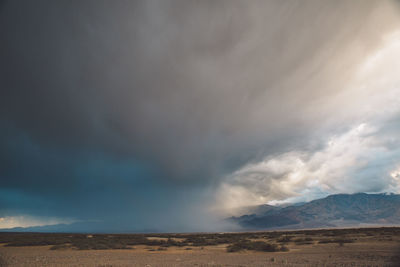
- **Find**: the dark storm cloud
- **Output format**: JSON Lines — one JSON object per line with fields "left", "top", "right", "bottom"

{"left": 1, "top": 0, "right": 400, "bottom": 230}
{"left": 0, "top": 126, "right": 219, "bottom": 231}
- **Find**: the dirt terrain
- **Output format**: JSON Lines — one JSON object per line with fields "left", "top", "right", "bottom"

{"left": 0, "top": 227, "right": 399, "bottom": 266}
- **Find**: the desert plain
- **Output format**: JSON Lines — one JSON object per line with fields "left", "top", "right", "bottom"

{"left": 0, "top": 227, "right": 399, "bottom": 267}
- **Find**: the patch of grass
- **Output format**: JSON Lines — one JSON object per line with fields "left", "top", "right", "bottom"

{"left": 227, "top": 240, "right": 288, "bottom": 253}
{"left": 4, "top": 233, "right": 72, "bottom": 247}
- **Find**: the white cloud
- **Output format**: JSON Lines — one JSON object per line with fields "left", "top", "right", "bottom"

{"left": 216, "top": 30, "right": 400, "bottom": 211}
{"left": 217, "top": 122, "right": 400, "bottom": 211}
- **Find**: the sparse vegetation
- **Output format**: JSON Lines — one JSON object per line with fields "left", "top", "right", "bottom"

{"left": 227, "top": 240, "right": 288, "bottom": 253}
{"left": 1, "top": 227, "right": 399, "bottom": 253}
{"left": 1, "top": 227, "right": 400, "bottom": 266}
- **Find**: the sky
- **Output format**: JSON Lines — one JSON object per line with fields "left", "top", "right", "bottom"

{"left": 1, "top": 0, "right": 400, "bottom": 232}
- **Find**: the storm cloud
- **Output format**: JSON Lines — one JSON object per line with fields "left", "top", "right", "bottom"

{"left": 1, "top": 0, "right": 400, "bottom": 231}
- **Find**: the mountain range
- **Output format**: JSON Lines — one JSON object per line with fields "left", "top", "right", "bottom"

{"left": 230, "top": 193, "right": 400, "bottom": 229}
{"left": 2, "top": 193, "right": 400, "bottom": 233}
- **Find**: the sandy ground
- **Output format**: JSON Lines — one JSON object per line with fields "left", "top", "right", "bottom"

{"left": 1, "top": 241, "right": 400, "bottom": 267}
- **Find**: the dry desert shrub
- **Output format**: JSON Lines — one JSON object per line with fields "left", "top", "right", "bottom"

{"left": 227, "top": 240, "right": 288, "bottom": 253}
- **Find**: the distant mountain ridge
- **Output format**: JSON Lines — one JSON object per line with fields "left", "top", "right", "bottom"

{"left": 231, "top": 193, "right": 400, "bottom": 229}
{"left": 2, "top": 193, "right": 400, "bottom": 233}
{"left": 0, "top": 221, "right": 161, "bottom": 234}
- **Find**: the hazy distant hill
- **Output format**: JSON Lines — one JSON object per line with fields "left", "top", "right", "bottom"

{"left": 232, "top": 193, "right": 400, "bottom": 229}
{"left": 3, "top": 193, "right": 400, "bottom": 233}
{"left": 0, "top": 221, "right": 160, "bottom": 234}
{"left": 227, "top": 204, "right": 280, "bottom": 217}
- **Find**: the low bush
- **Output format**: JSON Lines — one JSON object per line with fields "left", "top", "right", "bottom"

{"left": 227, "top": 240, "right": 288, "bottom": 253}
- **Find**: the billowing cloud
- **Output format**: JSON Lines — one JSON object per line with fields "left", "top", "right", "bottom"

{"left": 1, "top": 0, "right": 400, "bottom": 230}
{"left": 216, "top": 31, "right": 400, "bottom": 211}
{"left": 216, "top": 123, "right": 400, "bottom": 210}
